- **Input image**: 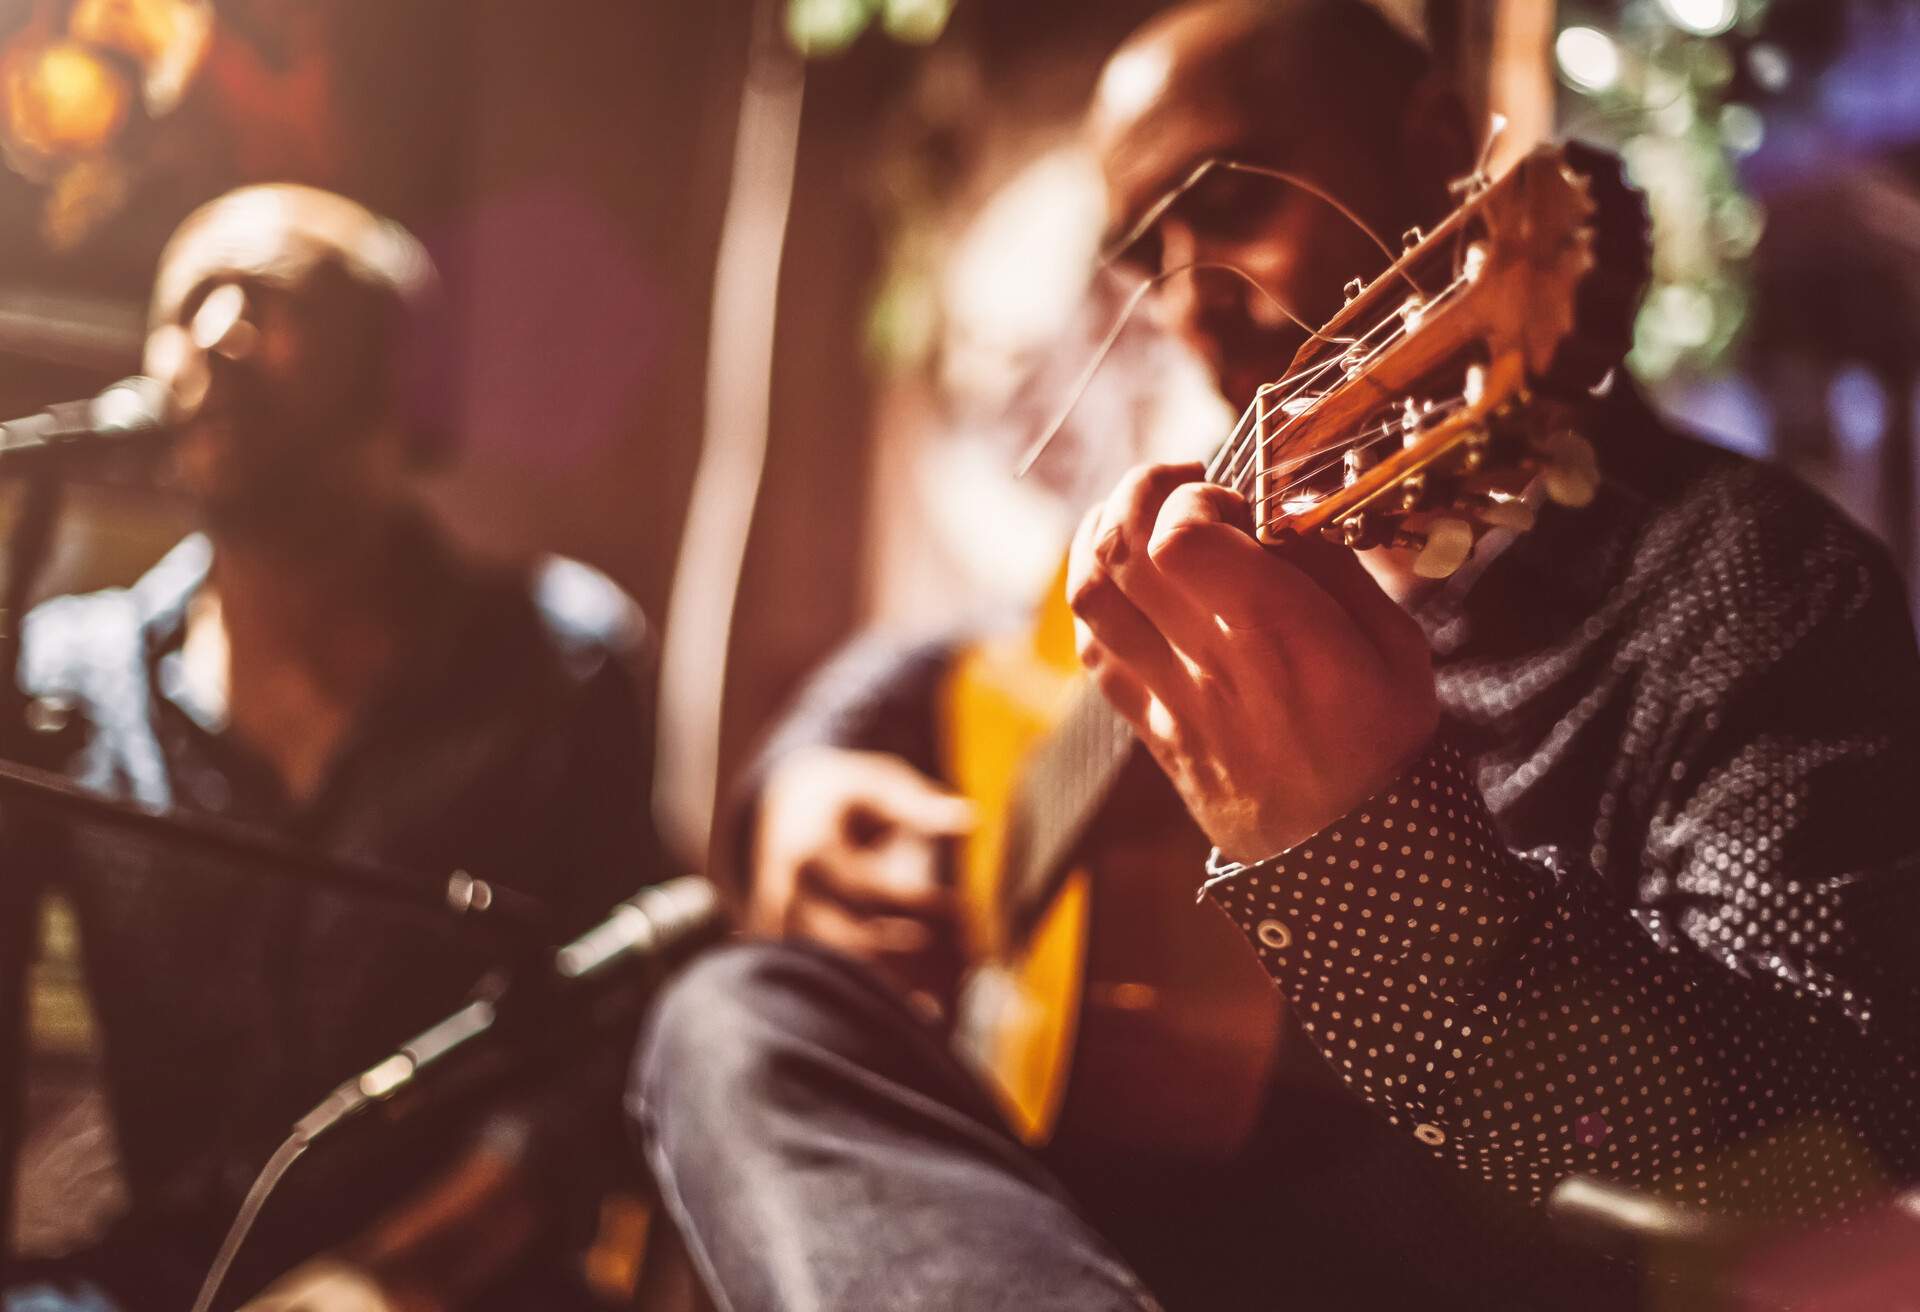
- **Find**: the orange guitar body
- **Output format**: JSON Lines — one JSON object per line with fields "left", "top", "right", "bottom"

{"left": 942, "top": 567, "right": 1284, "bottom": 1161}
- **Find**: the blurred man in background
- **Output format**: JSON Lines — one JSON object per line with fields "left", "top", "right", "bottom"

{"left": 632, "top": 2, "right": 1920, "bottom": 1309}
{"left": 9, "top": 185, "right": 663, "bottom": 1311}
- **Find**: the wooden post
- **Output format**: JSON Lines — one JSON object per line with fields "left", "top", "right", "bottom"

{"left": 1488, "top": 0, "right": 1555, "bottom": 172}
{"left": 1428, "top": 0, "right": 1554, "bottom": 177}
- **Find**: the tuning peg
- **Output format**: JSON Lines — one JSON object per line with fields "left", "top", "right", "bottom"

{"left": 1463, "top": 364, "right": 1488, "bottom": 407}
{"left": 1342, "top": 445, "right": 1376, "bottom": 486}
{"left": 1459, "top": 430, "right": 1491, "bottom": 472}
{"left": 1338, "top": 513, "right": 1384, "bottom": 551}
{"left": 1392, "top": 517, "right": 1476, "bottom": 579}
{"left": 1399, "top": 471, "right": 1431, "bottom": 513}
{"left": 1537, "top": 430, "right": 1600, "bottom": 508}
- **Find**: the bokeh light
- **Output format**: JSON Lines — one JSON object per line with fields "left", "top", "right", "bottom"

{"left": 1657, "top": 0, "right": 1740, "bottom": 39}
{"left": 1556, "top": 27, "right": 1622, "bottom": 94}
{"left": 786, "top": 0, "right": 876, "bottom": 57}
{"left": 2, "top": 40, "right": 130, "bottom": 163}
{"left": 881, "top": 0, "right": 953, "bottom": 46}
{"left": 785, "top": 0, "right": 955, "bottom": 57}
{"left": 1720, "top": 103, "right": 1766, "bottom": 156}
{"left": 1748, "top": 43, "right": 1792, "bottom": 94}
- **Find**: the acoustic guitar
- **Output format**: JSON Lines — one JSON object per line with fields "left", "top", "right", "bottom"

{"left": 944, "top": 142, "right": 1650, "bottom": 1162}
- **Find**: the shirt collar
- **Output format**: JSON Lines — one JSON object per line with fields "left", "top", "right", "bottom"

{"left": 134, "top": 533, "right": 214, "bottom": 665}
{"left": 133, "top": 515, "right": 483, "bottom": 736}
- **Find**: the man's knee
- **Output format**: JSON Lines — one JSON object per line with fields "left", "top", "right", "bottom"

{"left": 629, "top": 940, "right": 857, "bottom": 1131}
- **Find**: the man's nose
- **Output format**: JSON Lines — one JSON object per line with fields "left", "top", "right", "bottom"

{"left": 190, "top": 282, "right": 260, "bottom": 363}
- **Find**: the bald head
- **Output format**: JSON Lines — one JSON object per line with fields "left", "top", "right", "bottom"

{"left": 1083, "top": 0, "right": 1468, "bottom": 408}
{"left": 145, "top": 186, "right": 448, "bottom": 545}
{"left": 144, "top": 184, "right": 451, "bottom": 489}
{"left": 150, "top": 184, "right": 434, "bottom": 335}
{"left": 1090, "top": 0, "right": 1437, "bottom": 249}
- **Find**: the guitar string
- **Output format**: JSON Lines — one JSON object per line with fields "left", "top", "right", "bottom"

{"left": 1209, "top": 300, "right": 1414, "bottom": 491}
{"left": 1249, "top": 263, "right": 1474, "bottom": 469}
{"left": 1252, "top": 399, "right": 1471, "bottom": 519}
{"left": 1211, "top": 264, "right": 1474, "bottom": 505}
{"left": 1101, "top": 158, "right": 1468, "bottom": 494}
{"left": 1220, "top": 395, "right": 1396, "bottom": 496}
{"left": 1020, "top": 152, "right": 1425, "bottom": 479}
{"left": 1024, "top": 154, "right": 1489, "bottom": 550}
{"left": 1211, "top": 256, "right": 1475, "bottom": 488}
{"left": 1063, "top": 212, "right": 1470, "bottom": 506}
{"left": 1255, "top": 394, "right": 1470, "bottom": 508}
{"left": 1213, "top": 120, "right": 1620, "bottom": 514}
{"left": 1210, "top": 327, "right": 1383, "bottom": 488}
{"left": 1016, "top": 260, "right": 1359, "bottom": 479}
{"left": 1251, "top": 419, "right": 1403, "bottom": 508}
{"left": 1208, "top": 356, "right": 1345, "bottom": 490}
{"left": 1100, "top": 156, "right": 1424, "bottom": 298}
{"left": 1034, "top": 128, "right": 1509, "bottom": 494}
{"left": 1235, "top": 259, "right": 1476, "bottom": 496}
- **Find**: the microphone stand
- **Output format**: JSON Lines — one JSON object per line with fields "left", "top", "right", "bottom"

{"left": 0, "top": 758, "right": 550, "bottom": 942}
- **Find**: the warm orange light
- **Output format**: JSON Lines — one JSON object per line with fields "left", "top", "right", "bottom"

{"left": 4, "top": 39, "right": 131, "bottom": 159}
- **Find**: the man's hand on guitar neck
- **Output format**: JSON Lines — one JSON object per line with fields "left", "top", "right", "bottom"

{"left": 748, "top": 746, "right": 975, "bottom": 1014}
{"left": 1067, "top": 462, "right": 1439, "bottom": 864}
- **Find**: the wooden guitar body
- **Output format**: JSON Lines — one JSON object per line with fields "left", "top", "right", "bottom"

{"left": 942, "top": 572, "right": 1283, "bottom": 1162}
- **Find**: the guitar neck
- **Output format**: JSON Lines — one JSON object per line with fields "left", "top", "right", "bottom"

{"left": 993, "top": 426, "right": 1246, "bottom": 931}
{"left": 1000, "top": 681, "right": 1136, "bottom": 931}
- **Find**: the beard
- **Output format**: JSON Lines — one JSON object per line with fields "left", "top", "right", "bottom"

{"left": 187, "top": 368, "right": 396, "bottom": 552}
{"left": 192, "top": 423, "right": 389, "bottom": 558}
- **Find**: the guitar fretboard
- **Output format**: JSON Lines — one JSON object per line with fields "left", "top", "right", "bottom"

{"left": 1000, "top": 683, "right": 1137, "bottom": 930}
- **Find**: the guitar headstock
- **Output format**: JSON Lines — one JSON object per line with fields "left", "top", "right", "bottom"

{"left": 1250, "top": 142, "right": 1650, "bottom": 578}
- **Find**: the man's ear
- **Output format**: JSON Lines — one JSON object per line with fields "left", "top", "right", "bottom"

{"left": 1397, "top": 74, "right": 1476, "bottom": 226}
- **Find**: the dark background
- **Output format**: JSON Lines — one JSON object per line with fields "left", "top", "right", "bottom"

{"left": 0, "top": 0, "right": 1910, "bottom": 865}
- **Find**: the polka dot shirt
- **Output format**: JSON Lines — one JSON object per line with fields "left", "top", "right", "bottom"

{"left": 1208, "top": 396, "right": 1920, "bottom": 1226}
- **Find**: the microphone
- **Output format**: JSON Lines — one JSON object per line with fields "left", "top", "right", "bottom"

{"left": 0, "top": 377, "right": 173, "bottom": 472}
{"left": 193, "top": 876, "right": 726, "bottom": 1312}
{"left": 297, "top": 874, "right": 725, "bottom": 1141}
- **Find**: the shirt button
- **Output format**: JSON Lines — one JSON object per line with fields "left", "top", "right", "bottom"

{"left": 1414, "top": 1123, "right": 1446, "bottom": 1146}
{"left": 25, "top": 695, "right": 73, "bottom": 735}
{"left": 1255, "top": 919, "right": 1291, "bottom": 950}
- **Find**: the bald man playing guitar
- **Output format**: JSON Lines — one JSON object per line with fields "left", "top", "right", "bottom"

{"left": 632, "top": 4, "right": 1920, "bottom": 1308}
